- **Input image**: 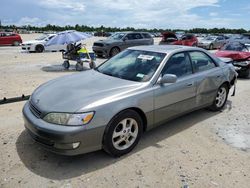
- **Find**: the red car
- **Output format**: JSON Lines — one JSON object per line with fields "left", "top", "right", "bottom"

{"left": 0, "top": 32, "right": 22, "bottom": 46}
{"left": 215, "top": 42, "right": 250, "bottom": 78}
{"left": 159, "top": 32, "right": 198, "bottom": 46}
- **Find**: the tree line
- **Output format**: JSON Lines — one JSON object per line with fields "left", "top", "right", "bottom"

{"left": 1, "top": 24, "right": 249, "bottom": 34}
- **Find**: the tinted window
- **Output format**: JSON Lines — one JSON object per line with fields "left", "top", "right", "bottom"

{"left": 217, "top": 36, "right": 224, "bottom": 40}
{"left": 142, "top": 33, "right": 152, "bottom": 39}
{"left": 189, "top": 51, "right": 216, "bottom": 72}
{"left": 126, "top": 33, "right": 143, "bottom": 40}
{"left": 162, "top": 52, "right": 193, "bottom": 78}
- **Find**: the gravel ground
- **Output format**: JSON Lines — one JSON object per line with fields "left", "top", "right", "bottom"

{"left": 0, "top": 34, "right": 250, "bottom": 188}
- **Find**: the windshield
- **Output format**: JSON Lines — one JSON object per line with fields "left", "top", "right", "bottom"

{"left": 221, "top": 42, "right": 249, "bottom": 52}
{"left": 36, "top": 34, "right": 48, "bottom": 40}
{"left": 109, "top": 33, "right": 125, "bottom": 40}
{"left": 96, "top": 49, "right": 166, "bottom": 82}
{"left": 205, "top": 36, "right": 216, "bottom": 40}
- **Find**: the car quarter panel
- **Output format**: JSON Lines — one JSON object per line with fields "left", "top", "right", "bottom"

{"left": 80, "top": 85, "right": 155, "bottom": 131}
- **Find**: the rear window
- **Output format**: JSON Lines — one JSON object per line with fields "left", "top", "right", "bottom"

{"left": 142, "top": 33, "right": 152, "bottom": 39}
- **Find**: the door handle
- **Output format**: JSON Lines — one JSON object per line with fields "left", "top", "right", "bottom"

{"left": 186, "top": 83, "right": 194, "bottom": 87}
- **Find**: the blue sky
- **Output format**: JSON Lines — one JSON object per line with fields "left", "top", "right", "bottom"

{"left": 0, "top": 0, "right": 249, "bottom": 29}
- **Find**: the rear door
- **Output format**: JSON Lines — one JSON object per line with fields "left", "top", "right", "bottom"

{"left": 124, "top": 33, "right": 144, "bottom": 48}
{"left": 153, "top": 52, "right": 197, "bottom": 125}
{"left": 141, "top": 33, "right": 154, "bottom": 45}
{"left": 214, "top": 36, "right": 225, "bottom": 49}
{"left": 188, "top": 51, "right": 224, "bottom": 107}
{"left": 0, "top": 33, "right": 8, "bottom": 45}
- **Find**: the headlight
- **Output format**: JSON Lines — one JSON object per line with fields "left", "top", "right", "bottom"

{"left": 25, "top": 43, "right": 32, "bottom": 46}
{"left": 233, "top": 61, "right": 250, "bottom": 66}
{"left": 43, "top": 112, "right": 94, "bottom": 126}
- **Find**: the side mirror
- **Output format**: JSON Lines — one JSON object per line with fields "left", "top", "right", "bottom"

{"left": 123, "top": 37, "right": 128, "bottom": 41}
{"left": 157, "top": 74, "right": 177, "bottom": 85}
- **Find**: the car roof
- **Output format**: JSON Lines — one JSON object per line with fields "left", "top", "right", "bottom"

{"left": 129, "top": 45, "right": 198, "bottom": 54}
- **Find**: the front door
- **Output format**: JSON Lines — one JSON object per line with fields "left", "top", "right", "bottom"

{"left": 153, "top": 52, "right": 197, "bottom": 125}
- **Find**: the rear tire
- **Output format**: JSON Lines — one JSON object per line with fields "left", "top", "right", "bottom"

{"left": 13, "top": 41, "right": 20, "bottom": 46}
{"left": 35, "top": 45, "right": 44, "bottom": 53}
{"left": 209, "top": 84, "right": 229, "bottom": 111}
{"left": 103, "top": 110, "right": 143, "bottom": 157}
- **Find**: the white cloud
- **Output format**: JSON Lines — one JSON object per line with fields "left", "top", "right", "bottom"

{"left": 209, "top": 12, "right": 219, "bottom": 16}
{"left": 39, "top": 0, "right": 85, "bottom": 12}
{"left": 84, "top": 0, "right": 225, "bottom": 28}
{"left": 5, "top": 17, "right": 47, "bottom": 26}
{"left": 2, "top": 0, "right": 247, "bottom": 29}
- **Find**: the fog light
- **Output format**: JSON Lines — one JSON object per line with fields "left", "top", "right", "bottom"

{"left": 72, "top": 142, "right": 80, "bottom": 149}
{"left": 54, "top": 142, "right": 80, "bottom": 150}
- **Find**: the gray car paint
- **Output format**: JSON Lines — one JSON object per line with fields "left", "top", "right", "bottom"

{"left": 23, "top": 45, "right": 237, "bottom": 155}
{"left": 92, "top": 32, "right": 154, "bottom": 57}
{"left": 198, "top": 36, "right": 227, "bottom": 49}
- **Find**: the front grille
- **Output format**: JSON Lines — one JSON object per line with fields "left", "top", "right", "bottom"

{"left": 93, "top": 42, "right": 104, "bottom": 47}
{"left": 29, "top": 101, "right": 42, "bottom": 118}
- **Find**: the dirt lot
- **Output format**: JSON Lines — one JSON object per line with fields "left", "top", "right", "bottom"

{"left": 0, "top": 34, "right": 250, "bottom": 188}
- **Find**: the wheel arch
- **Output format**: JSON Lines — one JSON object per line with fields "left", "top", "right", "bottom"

{"left": 104, "top": 107, "right": 148, "bottom": 137}
{"left": 35, "top": 44, "right": 44, "bottom": 51}
{"left": 109, "top": 46, "right": 121, "bottom": 56}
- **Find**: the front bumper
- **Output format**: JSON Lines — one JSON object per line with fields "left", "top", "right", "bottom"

{"left": 232, "top": 63, "right": 250, "bottom": 77}
{"left": 22, "top": 102, "right": 105, "bottom": 156}
{"left": 197, "top": 43, "right": 210, "bottom": 49}
{"left": 21, "top": 44, "right": 35, "bottom": 51}
{"left": 92, "top": 46, "right": 109, "bottom": 57}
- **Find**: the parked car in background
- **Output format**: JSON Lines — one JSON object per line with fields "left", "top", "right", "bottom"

{"left": 0, "top": 32, "right": 22, "bottom": 46}
{"left": 21, "top": 34, "right": 56, "bottom": 53}
{"left": 175, "top": 31, "right": 185, "bottom": 39}
{"left": 215, "top": 42, "right": 250, "bottom": 78}
{"left": 229, "top": 33, "right": 250, "bottom": 45}
{"left": 198, "top": 35, "right": 228, "bottom": 50}
{"left": 159, "top": 32, "right": 198, "bottom": 46}
{"left": 23, "top": 45, "right": 237, "bottom": 157}
{"left": 92, "top": 32, "right": 154, "bottom": 57}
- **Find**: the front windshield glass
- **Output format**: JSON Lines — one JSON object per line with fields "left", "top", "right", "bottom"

{"left": 96, "top": 49, "right": 166, "bottom": 82}
{"left": 221, "top": 42, "right": 248, "bottom": 52}
{"left": 36, "top": 34, "right": 48, "bottom": 40}
{"left": 109, "top": 33, "right": 125, "bottom": 40}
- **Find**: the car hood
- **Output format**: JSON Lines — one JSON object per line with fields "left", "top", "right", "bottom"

{"left": 215, "top": 50, "right": 250, "bottom": 61}
{"left": 22, "top": 40, "right": 44, "bottom": 45}
{"left": 31, "top": 70, "right": 143, "bottom": 113}
{"left": 199, "top": 40, "right": 213, "bottom": 44}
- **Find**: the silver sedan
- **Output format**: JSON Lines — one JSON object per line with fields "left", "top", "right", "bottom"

{"left": 23, "top": 45, "right": 237, "bottom": 157}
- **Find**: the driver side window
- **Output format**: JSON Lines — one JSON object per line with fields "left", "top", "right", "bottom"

{"left": 162, "top": 52, "right": 193, "bottom": 78}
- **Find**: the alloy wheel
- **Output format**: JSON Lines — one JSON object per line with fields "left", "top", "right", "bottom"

{"left": 112, "top": 118, "right": 138, "bottom": 151}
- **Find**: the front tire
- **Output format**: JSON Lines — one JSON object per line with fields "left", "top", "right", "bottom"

{"left": 209, "top": 84, "right": 229, "bottom": 111}
{"left": 35, "top": 45, "right": 44, "bottom": 53}
{"left": 109, "top": 47, "right": 120, "bottom": 57}
{"left": 103, "top": 110, "right": 143, "bottom": 157}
